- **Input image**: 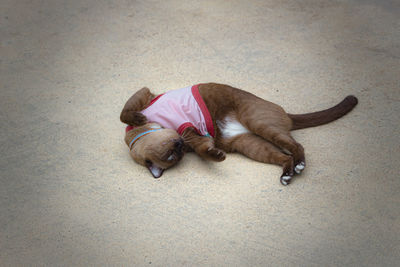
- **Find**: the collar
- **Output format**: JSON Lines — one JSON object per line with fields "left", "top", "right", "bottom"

{"left": 128, "top": 128, "right": 162, "bottom": 150}
{"left": 126, "top": 123, "right": 162, "bottom": 132}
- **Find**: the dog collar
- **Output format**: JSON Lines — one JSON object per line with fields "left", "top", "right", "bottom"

{"left": 129, "top": 128, "right": 162, "bottom": 150}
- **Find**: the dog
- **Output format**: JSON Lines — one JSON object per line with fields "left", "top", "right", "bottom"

{"left": 120, "top": 83, "right": 358, "bottom": 185}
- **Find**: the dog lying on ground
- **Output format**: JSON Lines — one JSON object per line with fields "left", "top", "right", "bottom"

{"left": 120, "top": 83, "right": 358, "bottom": 185}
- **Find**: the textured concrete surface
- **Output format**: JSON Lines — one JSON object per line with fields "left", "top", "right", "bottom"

{"left": 1, "top": 0, "right": 399, "bottom": 266}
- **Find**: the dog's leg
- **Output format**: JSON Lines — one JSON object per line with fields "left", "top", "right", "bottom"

{"left": 238, "top": 111, "right": 305, "bottom": 174}
{"left": 259, "top": 127, "right": 305, "bottom": 174}
{"left": 182, "top": 128, "right": 226, "bottom": 162}
{"left": 229, "top": 133, "right": 296, "bottom": 185}
{"left": 120, "top": 87, "right": 155, "bottom": 126}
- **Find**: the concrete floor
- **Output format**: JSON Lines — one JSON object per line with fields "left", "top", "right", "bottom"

{"left": 1, "top": 0, "right": 399, "bottom": 266}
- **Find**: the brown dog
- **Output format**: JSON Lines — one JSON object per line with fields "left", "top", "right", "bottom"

{"left": 121, "top": 83, "right": 358, "bottom": 185}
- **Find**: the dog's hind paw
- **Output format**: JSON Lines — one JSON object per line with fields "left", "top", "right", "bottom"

{"left": 280, "top": 174, "right": 293, "bottom": 186}
{"left": 294, "top": 161, "right": 305, "bottom": 174}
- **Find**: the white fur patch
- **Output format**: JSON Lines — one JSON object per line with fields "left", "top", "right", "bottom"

{"left": 217, "top": 117, "right": 250, "bottom": 138}
{"left": 281, "top": 175, "right": 292, "bottom": 181}
{"left": 280, "top": 175, "right": 292, "bottom": 185}
{"left": 295, "top": 162, "right": 305, "bottom": 174}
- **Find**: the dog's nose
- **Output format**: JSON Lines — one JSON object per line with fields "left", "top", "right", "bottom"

{"left": 174, "top": 139, "right": 184, "bottom": 151}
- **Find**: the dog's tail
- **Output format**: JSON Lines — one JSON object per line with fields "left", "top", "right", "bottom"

{"left": 289, "top": 95, "right": 358, "bottom": 130}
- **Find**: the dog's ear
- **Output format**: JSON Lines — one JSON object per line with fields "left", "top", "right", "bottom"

{"left": 121, "top": 111, "right": 148, "bottom": 126}
{"left": 120, "top": 86, "right": 155, "bottom": 125}
{"left": 146, "top": 161, "right": 164, "bottom": 178}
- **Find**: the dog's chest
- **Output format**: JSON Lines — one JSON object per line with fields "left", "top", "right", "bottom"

{"left": 216, "top": 116, "right": 250, "bottom": 138}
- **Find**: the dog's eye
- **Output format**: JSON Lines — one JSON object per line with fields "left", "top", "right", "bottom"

{"left": 167, "top": 153, "right": 174, "bottom": 161}
{"left": 145, "top": 159, "right": 152, "bottom": 166}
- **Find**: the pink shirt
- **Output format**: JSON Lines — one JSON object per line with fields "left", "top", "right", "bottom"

{"left": 140, "top": 85, "right": 215, "bottom": 137}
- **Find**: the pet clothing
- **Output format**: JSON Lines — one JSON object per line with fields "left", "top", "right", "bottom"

{"left": 140, "top": 84, "right": 215, "bottom": 137}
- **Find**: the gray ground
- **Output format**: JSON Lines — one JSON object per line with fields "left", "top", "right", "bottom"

{"left": 1, "top": 0, "right": 399, "bottom": 266}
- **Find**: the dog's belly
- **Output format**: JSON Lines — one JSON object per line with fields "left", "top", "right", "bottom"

{"left": 216, "top": 116, "right": 250, "bottom": 138}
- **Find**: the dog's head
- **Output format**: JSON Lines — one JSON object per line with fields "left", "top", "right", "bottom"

{"left": 125, "top": 123, "right": 184, "bottom": 178}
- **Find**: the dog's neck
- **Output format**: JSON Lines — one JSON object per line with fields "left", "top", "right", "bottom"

{"left": 125, "top": 123, "right": 163, "bottom": 149}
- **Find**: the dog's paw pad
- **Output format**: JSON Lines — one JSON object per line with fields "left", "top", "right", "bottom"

{"left": 280, "top": 175, "right": 293, "bottom": 186}
{"left": 294, "top": 162, "right": 305, "bottom": 174}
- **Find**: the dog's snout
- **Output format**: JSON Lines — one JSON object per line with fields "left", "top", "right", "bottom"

{"left": 174, "top": 139, "right": 184, "bottom": 150}
{"left": 175, "top": 139, "right": 183, "bottom": 149}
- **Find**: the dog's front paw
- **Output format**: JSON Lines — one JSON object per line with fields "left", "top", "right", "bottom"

{"left": 206, "top": 147, "right": 226, "bottom": 162}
